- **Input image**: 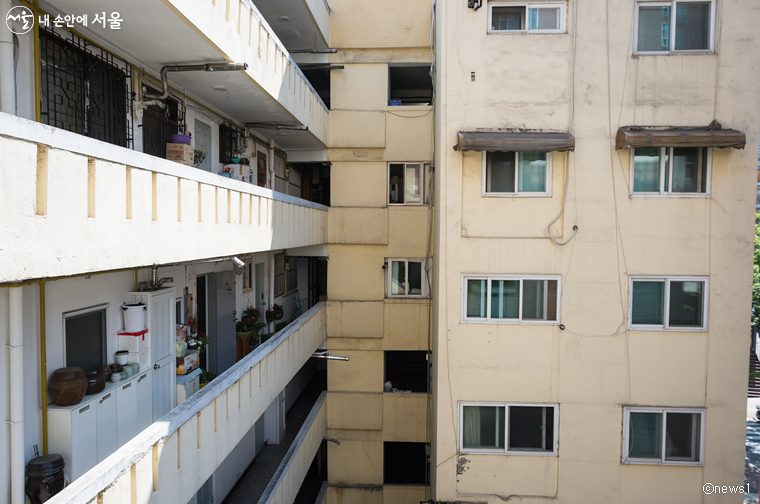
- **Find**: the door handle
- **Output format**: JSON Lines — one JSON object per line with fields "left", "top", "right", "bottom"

{"left": 154, "top": 363, "right": 160, "bottom": 370}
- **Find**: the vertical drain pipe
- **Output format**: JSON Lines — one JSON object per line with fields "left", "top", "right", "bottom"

{"left": 9, "top": 287, "right": 24, "bottom": 504}
{"left": 0, "top": 0, "right": 17, "bottom": 114}
{"left": 268, "top": 139, "right": 275, "bottom": 190}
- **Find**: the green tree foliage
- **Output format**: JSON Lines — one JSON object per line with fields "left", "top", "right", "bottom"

{"left": 754, "top": 214, "right": 760, "bottom": 326}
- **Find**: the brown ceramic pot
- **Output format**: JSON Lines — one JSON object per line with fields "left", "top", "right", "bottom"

{"left": 97, "top": 366, "right": 112, "bottom": 382}
{"left": 84, "top": 372, "right": 105, "bottom": 395}
{"left": 48, "top": 367, "right": 87, "bottom": 406}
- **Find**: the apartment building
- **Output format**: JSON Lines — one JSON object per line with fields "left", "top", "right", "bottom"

{"left": 2, "top": 0, "right": 759, "bottom": 504}
{"left": 431, "top": 1, "right": 760, "bottom": 503}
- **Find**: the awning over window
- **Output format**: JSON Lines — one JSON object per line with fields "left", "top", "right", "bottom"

{"left": 454, "top": 131, "right": 575, "bottom": 152}
{"left": 615, "top": 122, "right": 746, "bottom": 150}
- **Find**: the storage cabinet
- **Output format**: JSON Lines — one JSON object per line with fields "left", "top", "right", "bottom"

{"left": 116, "top": 380, "right": 138, "bottom": 447}
{"left": 95, "top": 391, "right": 117, "bottom": 461}
{"left": 48, "top": 369, "right": 153, "bottom": 481}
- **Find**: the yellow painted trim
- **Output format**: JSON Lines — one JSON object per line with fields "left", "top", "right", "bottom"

{"left": 39, "top": 280, "right": 48, "bottom": 454}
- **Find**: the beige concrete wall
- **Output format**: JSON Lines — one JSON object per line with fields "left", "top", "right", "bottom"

{"left": 325, "top": 0, "right": 434, "bottom": 496}
{"left": 432, "top": 0, "right": 760, "bottom": 502}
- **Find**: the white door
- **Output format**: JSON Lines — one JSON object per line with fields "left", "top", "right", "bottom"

{"left": 95, "top": 391, "right": 117, "bottom": 461}
{"left": 116, "top": 380, "right": 138, "bottom": 447}
{"left": 151, "top": 290, "right": 176, "bottom": 420}
{"left": 195, "top": 119, "right": 212, "bottom": 172}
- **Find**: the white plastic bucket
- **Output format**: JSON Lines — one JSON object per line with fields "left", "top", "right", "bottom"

{"left": 122, "top": 302, "right": 146, "bottom": 332}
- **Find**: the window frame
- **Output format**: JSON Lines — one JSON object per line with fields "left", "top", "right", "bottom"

{"left": 487, "top": 2, "right": 567, "bottom": 34}
{"left": 458, "top": 401, "right": 559, "bottom": 456}
{"left": 62, "top": 303, "right": 109, "bottom": 373}
{"left": 481, "top": 151, "right": 553, "bottom": 197}
{"left": 627, "top": 276, "right": 709, "bottom": 332}
{"left": 387, "top": 162, "right": 432, "bottom": 206}
{"left": 461, "top": 274, "right": 562, "bottom": 325}
{"left": 622, "top": 406, "right": 705, "bottom": 466}
{"left": 387, "top": 258, "right": 429, "bottom": 298}
{"left": 629, "top": 147, "right": 712, "bottom": 197}
{"left": 633, "top": 0, "right": 716, "bottom": 55}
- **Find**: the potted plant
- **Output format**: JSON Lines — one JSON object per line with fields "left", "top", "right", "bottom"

{"left": 236, "top": 320, "right": 255, "bottom": 339}
{"left": 265, "top": 304, "right": 284, "bottom": 322}
{"left": 250, "top": 321, "right": 266, "bottom": 347}
{"left": 187, "top": 332, "right": 209, "bottom": 353}
{"left": 242, "top": 305, "right": 260, "bottom": 324}
{"left": 188, "top": 312, "right": 199, "bottom": 334}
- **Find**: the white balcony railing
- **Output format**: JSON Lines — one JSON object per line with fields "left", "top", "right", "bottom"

{"left": 0, "top": 113, "right": 327, "bottom": 284}
{"left": 259, "top": 391, "right": 327, "bottom": 504}
{"left": 46, "top": 302, "right": 326, "bottom": 504}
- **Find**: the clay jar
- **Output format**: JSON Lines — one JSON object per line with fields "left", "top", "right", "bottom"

{"left": 98, "top": 366, "right": 112, "bottom": 382}
{"left": 84, "top": 372, "right": 106, "bottom": 395}
{"left": 48, "top": 367, "right": 87, "bottom": 407}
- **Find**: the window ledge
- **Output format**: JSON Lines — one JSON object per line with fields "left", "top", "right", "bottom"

{"left": 629, "top": 326, "right": 707, "bottom": 333}
{"left": 462, "top": 319, "right": 560, "bottom": 326}
{"left": 487, "top": 31, "right": 566, "bottom": 35}
{"left": 630, "top": 194, "right": 710, "bottom": 198}
{"left": 459, "top": 450, "right": 558, "bottom": 457}
{"left": 633, "top": 51, "right": 716, "bottom": 57}
{"left": 623, "top": 460, "right": 703, "bottom": 467}
{"left": 482, "top": 193, "right": 552, "bottom": 198}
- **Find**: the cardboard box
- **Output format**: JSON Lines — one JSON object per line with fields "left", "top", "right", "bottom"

{"left": 224, "top": 164, "right": 252, "bottom": 183}
{"left": 166, "top": 143, "right": 194, "bottom": 166}
{"left": 177, "top": 351, "right": 199, "bottom": 375}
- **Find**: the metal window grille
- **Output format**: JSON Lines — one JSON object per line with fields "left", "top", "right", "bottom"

{"left": 219, "top": 124, "right": 239, "bottom": 165}
{"left": 39, "top": 25, "right": 132, "bottom": 148}
{"left": 142, "top": 86, "right": 183, "bottom": 159}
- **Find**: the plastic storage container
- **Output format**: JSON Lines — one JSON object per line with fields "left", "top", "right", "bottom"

{"left": 122, "top": 303, "right": 146, "bottom": 332}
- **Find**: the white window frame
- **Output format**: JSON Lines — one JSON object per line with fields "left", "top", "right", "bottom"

{"left": 461, "top": 274, "right": 561, "bottom": 325}
{"left": 487, "top": 3, "right": 567, "bottom": 34}
{"left": 633, "top": 0, "right": 716, "bottom": 55}
{"left": 627, "top": 276, "right": 709, "bottom": 332}
{"left": 387, "top": 258, "right": 429, "bottom": 298}
{"left": 62, "top": 303, "right": 110, "bottom": 369}
{"left": 622, "top": 407, "right": 705, "bottom": 466}
{"left": 629, "top": 147, "right": 712, "bottom": 197}
{"left": 387, "top": 162, "right": 432, "bottom": 206}
{"left": 482, "top": 152, "right": 553, "bottom": 197}
{"left": 458, "top": 401, "right": 559, "bottom": 456}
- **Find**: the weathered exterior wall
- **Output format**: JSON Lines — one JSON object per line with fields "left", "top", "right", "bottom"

{"left": 325, "top": 0, "right": 434, "bottom": 498}
{"left": 432, "top": 0, "right": 760, "bottom": 503}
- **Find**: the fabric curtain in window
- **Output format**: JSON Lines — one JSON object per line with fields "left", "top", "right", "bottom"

{"left": 491, "top": 280, "right": 519, "bottom": 319}
{"left": 633, "top": 148, "right": 661, "bottom": 192}
{"left": 668, "top": 281, "right": 703, "bottom": 327}
{"left": 629, "top": 412, "right": 662, "bottom": 458}
{"left": 463, "top": 406, "right": 504, "bottom": 449}
{"left": 637, "top": 5, "right": 670, "bottom": 52}
{"left": 492, "top": 7, "right": 524, "bottom": 30}
{"left": 631, "top": 281, "right": 664, "bottom": 325}
{"left": 671, "top": 148, "right": 699, "bottom": 192}
{"left": 528, "top": 7, "right": 559, "bottom": 30}
{"left": 521, "top": 280, "right": 545, "bottom": 320}
{"left": 674, "top": 2, "right": 710, "bottom": 50}
{"left": 488, "top": 151, "right": 516, "bottom": 192}
{"left": 391, "top": 261, "right": 405, "bottom": 296}
{"left": 518, "top": 152, "right": 547, "bottom": 192}
{"left": 467, "top": 280, "right": 487, "bottom": 318}
{"left": 405, "top": 164, "right": 421, "bottom": 203}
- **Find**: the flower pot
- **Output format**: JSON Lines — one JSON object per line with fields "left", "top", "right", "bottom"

{"left": 191, "top": 323, "right": 198, "bottom": 334}
{"left": 275, "top": 313, "right": 283, "bottom": 321}
{"left": 241, "top": 316, "right": 253, "bottom": 324}
{"left": 236, "top": 331, "right": 253, "bottom": 340}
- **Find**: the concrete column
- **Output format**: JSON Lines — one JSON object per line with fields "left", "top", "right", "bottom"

{"left": 0, "top": 0, "right": 17, "bottom": 114}
{"left": 9, "top": 287, "right": 24, "bottom": 504}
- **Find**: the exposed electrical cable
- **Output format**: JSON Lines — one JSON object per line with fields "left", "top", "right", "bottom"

{"left": 547, "top": 0, "right": 579, "bottom": 246}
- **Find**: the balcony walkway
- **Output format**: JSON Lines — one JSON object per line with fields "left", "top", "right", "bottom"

{"left": 224, "top": 372, "right": 326, "bottom": 504}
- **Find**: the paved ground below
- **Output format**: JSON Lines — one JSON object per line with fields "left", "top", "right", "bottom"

{"left": 746, "top": 419, "right": 760, "bottom": 504}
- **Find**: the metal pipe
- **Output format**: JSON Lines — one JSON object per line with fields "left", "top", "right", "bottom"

{"left": 9, "top": 287, "right": 24, "bottom": 504}
{"left": 289, "top": 48, "right": 337, "bottom": 54}
{"left": 324, "top": 437, "right": 341, "bottom": 446}
{"left": 0, "top": 0, "right": 17, "bottom": 114}
{"left": 39, "top": 282, "right": 47, "bottom": 455}
{"left": 311, "top": 351, "right": 349, "bottom": 361}
{"left": 297, "top": 65, "right": 344, "bottom": 71}
{"left": 143, "top": 62, "right": 248, "bottom": 100}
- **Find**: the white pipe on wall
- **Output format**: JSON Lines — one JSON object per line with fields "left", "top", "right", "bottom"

{"left": 9, "top": 287, "right": 24, "bottom": 504}
{"left": 268, "top": 139, "right": 275, "bottom": 190}
{"left": 0, "top": 290, "right": 9, "bottom": 504}
{"left": 0, "top": 0, "right": 17, "bottom": 114}
{"left": 269, "top": 252, "right": 275, "bottom": 331}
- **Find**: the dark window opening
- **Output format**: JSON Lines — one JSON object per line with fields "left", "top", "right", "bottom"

{"left": 384, "top": 442, "right": 428, "bottom": 485}
{"left": 509, "top": 406, "right": 554, "bottom": 452}
{"left": 301, "top": 68, "right": 330, "bottom": 109}
{"left": 274, "top": 253, "right": 286, "bottom": 298}
{"left": 389, "top": 65, "right": 433, "bottom": 106}
{"left": 385, "top": 351, "right": 428, "bottom": 393}
{"left": 219, "top": 124, "right": 240, "bottom": 165}
{"left": 290, "top": 162, "right": 331, "bottom": 206}
{"left": 65, "top": 308, "right": 107, "bottom": 374}
{"left": 40, "top": 25, "right": 132, "bottom": 148}
{"left": 142, "top": 86, "right": 181, "bottom": 159}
